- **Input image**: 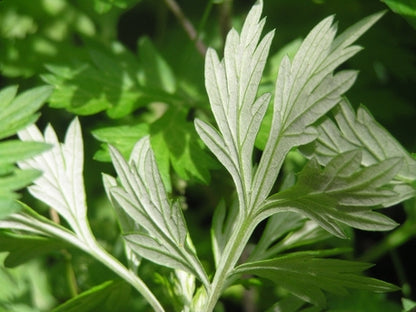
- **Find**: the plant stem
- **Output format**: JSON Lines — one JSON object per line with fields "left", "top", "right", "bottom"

{"left": 13, "top": 212, "right": 166, "bottom": 312}
{"left": 204, "top": 217, "right": 255, "bottom": 312}
{"left": 88, "top": 242, "right": 166, "bottom": 312}
{"left": 163, "top": 0, "right": 207, "bottom": 56}
{"left": 62, "top": 249, "right": 79, "bottom": 297}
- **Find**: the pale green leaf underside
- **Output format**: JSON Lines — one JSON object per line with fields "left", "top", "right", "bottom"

{"left": 302, "top": 99, "right": 416, "bottom": 183}
{"left": 262, "top": 150, "right": 401, "bottom": 238}
{"left": 233, "top": 251, "right": 399, "bottom": 307}
{"left": 17, "top": 118, "right": 87, "bottom": 235}
{"left": 107, "top": 137, "right": 208, "bottom": 287}
{"left": 252, "top": 11, "right": 384, "bottom": 208}
{"left": 196, "top": 1, "right": 274, "bottom": 211}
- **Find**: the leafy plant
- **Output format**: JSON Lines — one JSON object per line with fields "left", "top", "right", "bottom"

{"left": 0, "top": 0, "right": 415, "bottom": 311}
{"left": 0, "top": 85, "right": 52, "bottom": 219}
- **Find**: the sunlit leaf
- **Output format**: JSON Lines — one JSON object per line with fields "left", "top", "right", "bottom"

{"left": 92, "top": 124, "right": 149, "bottom": 162}
{"left": 151, "top": 107, "right": 217, "bottom": 190}
{"left": 252, "top": 11, "right": 384, "bottom": 209}
{"left": 17, "top": 118, "right": 88, "bottom": 236}
{"left": 0, "top": 85, "right": 52, "bottom": 218}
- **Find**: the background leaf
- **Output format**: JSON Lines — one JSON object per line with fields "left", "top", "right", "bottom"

{"left": 0, "top": 232, "right": 68, "bottom": 268}
{"left": 92, "top": 124, "right": 149, "bottom": 162}
{"left": 0, "top": 85, "right": 52, "bottom": 218}
{"left": 234, "top": 251, "right": 399, "bottom": 308}
{"left": 41, "top": 43, "right": 143, "bottom": 118}
{"left": 382, "top": 0, "right": 416, "bottom": 29}
{"left": 51, "top": 280, "right": 131, "bottom": 312}
{"left": 151, "top": 107, "right": 217, "bottom": 189}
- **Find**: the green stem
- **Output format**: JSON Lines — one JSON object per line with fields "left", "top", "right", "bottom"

{"left": 12, "top": 212, "right": 166, "bottom": 312}
{"left": 163, "top": 0, "right": 207, "bottom": 56}
{"left": 204, "top": 217, "right": 255, "bottom": 312}
{"left": 88, "top": 241, "right": 166, "bottom": 312}
{"left": 62, "top": 249, "right": 79, "bottom": 297}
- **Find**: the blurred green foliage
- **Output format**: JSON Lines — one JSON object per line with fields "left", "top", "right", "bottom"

{"left": 0, "top": 0, "right": 415, "bottom": 310}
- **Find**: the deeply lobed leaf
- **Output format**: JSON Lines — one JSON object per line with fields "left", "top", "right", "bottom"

{"left": 251, "top": 11, "right": 384, "bottom": 209}
{"left": 261, "top": 150, "right": 401, "bottom": 238}
{"left": 301, "top": 99, "right": 416, "bottom": 183}
{"left": 106, "top": 137, "right": 209, "bottom": 287}
{"left": 17, "top": 118, "right": 88, "bottom": 236}
{"left": 233, "top": 251, "right": 399, "bottom": 307}
{"left": 196, "top": 0, "right": 274, "bottom": 212}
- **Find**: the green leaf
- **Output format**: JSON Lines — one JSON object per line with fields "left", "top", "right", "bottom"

{"left": 382, "top": 0, "right": 416, "bottom": 29}
{"left": 0, "top": 231, "right": 68, "bottom": 268}
{"left": 52, "top": 280, "right": 131, "bottom": 312}
{"left": 106, "top": 137, "right": 209, "bottom": 287}
{"left": 402, "top": 297, "right": 416, "bottom": 312}
{"left": 261, "top": 150, "right": 402, "bottom": 238}
{"left": 0, "top": 85, "right": 53, "bottom": 140}
{"left": 252, "top": 12, "right": 384, "bottom": 209}
{"left": 42, "top": 43, "right": 143, "bottom": 118}
{"left": 151, "top": 107, "right": 216, "bottom": 189}
{"left": 17, "top": 118, "right": 88, "bottom": 236}
{"left": 0, "top": 141, "right": 50, "bottom": 164}
{"left": 0, "top": 169, "right": 41, "bottom": 194}
{"left": 233, "top": 251, "right": 399, "bottom": 307}
{"left": 0, "top": 85, "right": 52, "bottom": 219}
{"left": 92, "top": 124, "right": 149, "bottom": 162}
{"left": 249, "top": 212, "right": 333, "bottom": 261}
{"left": 93, "top": 0, "right": 140, "bottom": 13}
{"left": 137, "top": 37, "right": 176, "bottom": 94}
{"left": 0, "top": 253, "right": 57, "bottom": 310}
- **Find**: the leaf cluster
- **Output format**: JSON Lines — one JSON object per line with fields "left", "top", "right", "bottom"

{"left": 0, "top": 0, "right": 415, "bottom": 311}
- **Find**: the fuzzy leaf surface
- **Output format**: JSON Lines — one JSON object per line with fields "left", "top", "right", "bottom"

{"left": 195, "top": 1, "right": 274, "bottom": 211}
{"left": 252, "top": 12, "right": 384, "bottom": 208}
{"left": 17, "top": 118, "right": 88, "bottom": 236}
{"left": 107, "top": 137, "right": 208, "bottom": 286}
{"left": 301, "top": 99, "right": 416, "bottom": 183}
{"left": 261, "top": 150, "right": 401, "bottom": 238}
